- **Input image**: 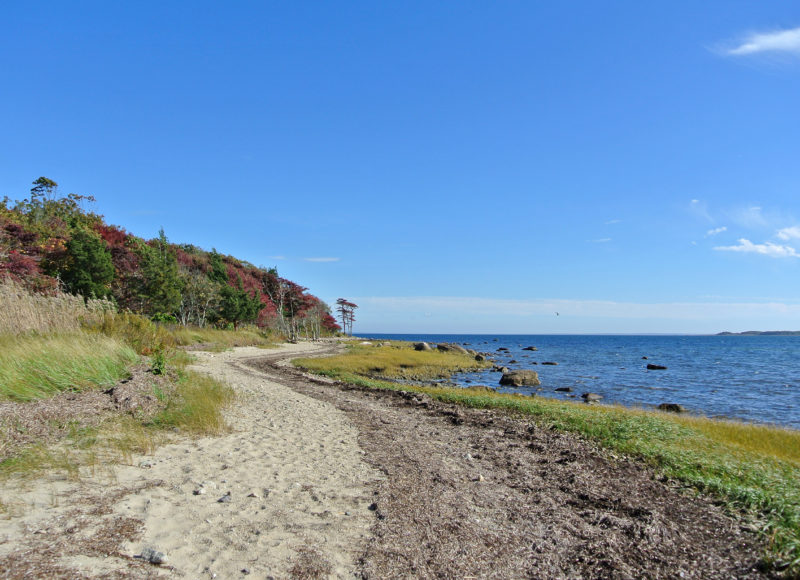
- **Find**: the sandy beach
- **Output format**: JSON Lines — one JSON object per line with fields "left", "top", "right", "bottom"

{"left": 0, "top": 342, "right": 383, "bottom": 578}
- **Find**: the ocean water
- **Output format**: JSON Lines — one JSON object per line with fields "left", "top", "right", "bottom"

{"left": 360, "top": 334, "right": 800, "bottom": 429}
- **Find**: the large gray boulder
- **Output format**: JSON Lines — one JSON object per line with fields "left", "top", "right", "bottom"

{"left": 414, "top": 342, "right": 432, "bottom": 351}
{"left": 499, "top": 370, "right": 541, "bottom": 387}
{"left": 437, "top": 343, "right": 469, "bottom": 354}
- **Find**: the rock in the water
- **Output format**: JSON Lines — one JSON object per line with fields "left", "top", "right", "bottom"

{"left": 139, "top": 547, "right": 168, "bottom": 565}
{"left": 414, "top": 342, "right": 432, "bottom": 351}
{"left": 475, "top": 354, "right": 486, "bottom": 362}
{"left": 647, "top": 363, "right": 668, "bottom": 370}
{"left": 581, "top": 392, "right": 603, "bottom": 402}
{"left": 657, "top": 403, "right": 686, "bottom": 413}
{"left": 437, "top": 343, "right": 468, "bottom": 354}
{"left": 555, "top": 387, "right": 572, "bottom": 392}
{"left": 508, "top": 359, "right": 518, "bottom": 364}
{"left": 496, "top": 347, "right": 509, "bottom": 352}
{"left": 499, "top": 370, "right": 541, "bottom": 387}
{"left": 542, "top": 361, "right": 559, "bottom": 366}
{"left": 642, "top": 356, "right": 648, "bottom": 360}
{"left": 522, "top": 346, "right": 538, "bottom": 351}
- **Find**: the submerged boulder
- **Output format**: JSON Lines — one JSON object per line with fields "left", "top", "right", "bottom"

{"left": 581, "top": 392, "right": 603, "bottom": 403}
{"left": 657, "top": 403, "right": 686, "bottom": 413}
{"left": 499, "top": 370, "right": 541, "bottom": 387}
{"left": 647, "top": 363, "right": 668, "bottom": 370}
{"left": 522, "top": 346, "right": 538, "bottom": 351}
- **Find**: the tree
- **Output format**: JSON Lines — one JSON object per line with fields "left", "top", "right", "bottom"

{"left": 336, "top": 298, "right": 358, "bottom": 335}
{"left": 177, "top": 268, "right": 220, "bottom": 327}
{"left": 59, "top": 227, "right": 114, "bottom": 299}
{"left": 217, "top": 275, "right": 264, "bottom": 329}
{"left": 139, "top": 228, "right": 183, "bottom": 319}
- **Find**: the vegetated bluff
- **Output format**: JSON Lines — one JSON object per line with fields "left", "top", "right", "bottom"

{"left": 0, "top": 177, "right": 340, "bottom": 336}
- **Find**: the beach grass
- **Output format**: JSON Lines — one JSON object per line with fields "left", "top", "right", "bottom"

{"left": 296, "top": 342, "right": 488, "bottom": 381}
{"left": 294, "top": 344, "right": 800, "bottom": 574}
{"left": 0, "top": 332, "right": 138, "bottom": 402}
{"left": 171, "top": 325, "right": 279, "bottom": 351}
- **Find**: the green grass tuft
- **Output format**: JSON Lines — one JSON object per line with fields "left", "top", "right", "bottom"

{"left": 0, "top": 332, "right": 137, "bottom": 401}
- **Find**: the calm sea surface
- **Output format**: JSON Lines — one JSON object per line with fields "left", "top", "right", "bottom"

{"left": 359, "top": 334, "right": 800, "bottom": 429}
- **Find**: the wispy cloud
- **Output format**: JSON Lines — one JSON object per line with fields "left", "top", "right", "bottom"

{"left": 689, "top": 199, "right": 713, "bottom": 222}
{"left": 714, "top": 238, "right": 799, "bottom": 258}
{"left": 268, "top": 255, "right": 286, "bottom": 260}
{"left": 777, "top": 226, "right": 800, "bottom": 241}
{"left": 588, "top": 238, "right": 612, "bottom": 243}
{"left": 303, "top": 257, "right": 341, "bottom": 262}
{"left": 725, "top": 27, "right": 800, "bottom": 56}
{"left": 706, "top": 226, "right": 727, "bottom": 236}
{"left": 728, "top": 206, "right": 769, "bottom": 229}
{"left": 604, "top": 219, "right": 621, "bottom": 225}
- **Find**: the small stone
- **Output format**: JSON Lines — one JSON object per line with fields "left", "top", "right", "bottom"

{"left": 193, "top": 487, "right": 206, "bottom": 495}
{"left": 139, "top": 547, "right": 168, "bottom": 565}
{"left": 368, "top": 502, "right": 378, "bottom": 511}
{"left": 241, "top": 569, "right": 251, "bottom": 575}
{"left": 218, "top": 492, "right": 232, "bottom": 503}
{"left": 247, "top": 491, "right": 258, "bottom": 498}
{"left": 475, "top": 474, "right": 485, "bottom": 482}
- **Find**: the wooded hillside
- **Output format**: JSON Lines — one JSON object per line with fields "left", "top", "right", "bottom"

{"left": 0, "top": 177, "right": 340, "bottom": 338}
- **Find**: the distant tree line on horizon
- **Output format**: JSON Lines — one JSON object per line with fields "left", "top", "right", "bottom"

{"left": 0, "top": 177, "right": 341, "bottom": 338}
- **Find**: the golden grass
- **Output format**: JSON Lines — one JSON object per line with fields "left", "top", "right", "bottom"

{"left": 171, "top": 325, "right": 278, "bottom": 351}
{"left": 295, "top": 342, "right": 488, "bottom": 381}
{"left": 0, "top": 279, "right": 114, "bottom": 335}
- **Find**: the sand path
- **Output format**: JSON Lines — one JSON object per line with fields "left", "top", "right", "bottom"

{"left": 0, "top": 342, "right": 383, "bottom": 578}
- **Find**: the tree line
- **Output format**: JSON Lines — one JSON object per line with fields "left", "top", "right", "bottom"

{"left": 0, "top": 178, "right": 341, "bottom": 338}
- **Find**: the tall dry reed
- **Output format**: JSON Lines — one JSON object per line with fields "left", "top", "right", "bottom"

{"left": 0, "top": 279, "right": 114, "bottom": 336}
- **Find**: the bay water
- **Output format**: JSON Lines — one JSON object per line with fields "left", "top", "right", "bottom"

{"left": 360, "top": 334, "right": 800, "bottom": 429}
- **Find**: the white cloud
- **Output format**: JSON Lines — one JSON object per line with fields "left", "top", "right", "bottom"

{"left": 706, "top": 226, "right": 727, "bottom": 236}
{"left": 604, "top": 219, "right": 621, "bottom": 225}
{"left": 777, "top": 226, "right": 800, "bottom": 241}
{"left": 714, "top": 238, "right": 799, "bottom": 258}
{"left": 589, "top": 238, "right": 612, "bottom": 243}
{"left": 303, "top": 257, "right": 341, "bottom": 262}
{"left": 726, "top": 27, "right": 800, "bottom": 56}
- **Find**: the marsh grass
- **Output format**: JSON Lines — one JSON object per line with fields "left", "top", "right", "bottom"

{"left": 149, "top": 371, "right": 235, "bottom": 435}
{"left": 0, "top": 332, "right": 137, "bottom": 401}
{"left": 296, "top": 347, "right": 800, "bottom": 574}
{"left": 295, "top": 342, "right": 488, "bottom": 381}
{"left": 171, "top": 325, "right": 278, "bottom": 351}
{"left": 0, "top": 279, "right": 114, "bottom": 335}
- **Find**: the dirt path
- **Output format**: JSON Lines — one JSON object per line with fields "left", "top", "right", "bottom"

{"left": 1, "top": 343, "right": 769, "bottom": 579}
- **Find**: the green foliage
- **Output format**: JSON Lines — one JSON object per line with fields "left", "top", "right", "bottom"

{"left": 208, "top": 249, "right": 228, "bottom": 283}
{"left": 217, "top": 277, "right": 264, "bottom": 329}
{"left": 151, "top": 346, "right": 167, "bottom": 375}
{"left": 57, "top": 227, "right": 115, "bottom": 299}
{"left": 138, "top": 228, "right": 183, "bottom": 318}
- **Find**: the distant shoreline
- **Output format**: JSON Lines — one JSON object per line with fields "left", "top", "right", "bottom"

{"left": 715, "top": 330, "right": 800, "bottom": 336}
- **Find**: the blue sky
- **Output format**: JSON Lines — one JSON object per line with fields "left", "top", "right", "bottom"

{"left": 2, "top": 1, "right": 800, "bottom": 333}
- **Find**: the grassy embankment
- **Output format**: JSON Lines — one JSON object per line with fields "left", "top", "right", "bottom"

{"left": 295, "top": 341, "right": 800, "bottom": 575}
{"left": 0, "top": 280, "right": 273, "bottom": 480}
